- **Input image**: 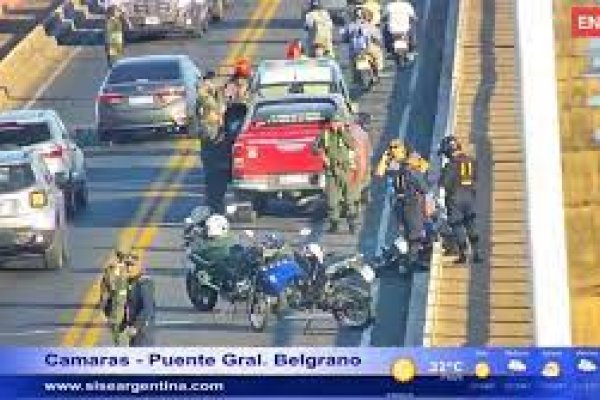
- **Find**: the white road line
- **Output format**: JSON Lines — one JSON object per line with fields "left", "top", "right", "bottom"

{"left": 24, "top": 47, "right": 82, "bottom": 109}
{"left": 360, "top": 0, "right": 432, "bottom": 348}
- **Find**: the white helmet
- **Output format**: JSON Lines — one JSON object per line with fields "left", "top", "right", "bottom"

{"left": 205, "top": 214, "right": 229, "bottom": 238}
{"left": 304, "top": 243, "right": 324, "bottom": 264}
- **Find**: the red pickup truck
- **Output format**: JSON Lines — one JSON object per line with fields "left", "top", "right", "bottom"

{"left": 230, "top": 94, "right": 371, "bottom": 216}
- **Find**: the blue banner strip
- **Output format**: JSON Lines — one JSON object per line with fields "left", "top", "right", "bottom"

{"left": 0, "top": 375, "right": 597, "bottom": 398}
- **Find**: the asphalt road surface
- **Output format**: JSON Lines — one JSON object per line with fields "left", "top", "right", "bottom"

{"left": 0, "top": 0, "right": 447, "bottom": 347}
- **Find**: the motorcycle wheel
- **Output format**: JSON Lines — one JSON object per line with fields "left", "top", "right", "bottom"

{"left": 358, "top": 69, "right": 372, "bottom": 91}
{"left": 185, "top": 272, "right": 218, "bottom": 311}
{"left": 248, "top": 291, "right": 270, "bottom": 332}
{"left": 332, "top": 286, "right": 373, "bottom": 329}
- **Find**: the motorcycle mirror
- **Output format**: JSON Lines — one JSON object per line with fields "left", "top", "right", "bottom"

{"left": 299, "top": 228, "right": 312, "bottom": 237}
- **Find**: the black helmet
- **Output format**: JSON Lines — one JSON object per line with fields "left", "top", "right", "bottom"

{"left": 438, "top": 136, "right": 461, "bottom": 158}
{"left": 204, "top": 70, "right": 216, "bottom": 80}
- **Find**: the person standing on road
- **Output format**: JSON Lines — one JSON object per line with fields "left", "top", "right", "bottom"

{"left": 100, "top": 251, "right": 156, "bottom": 346}
{"left": 382, "top": 0, "right": 417, "bottom": 55}
{"left": 386, "top": 153, "right": 430, "bottom": 268}
{"left": 197, "top": 71, "right": 230, "bottom": 213}
{"left": 104, "top": 5, "right": 127, "bottom": 68}
{"left": 304, "top": 0, "right": 334, "bottom": 57}
{"left": 313, "top": 113, "right": 358, "bottom": 234}
{"left": 438, "top": 136, "right": 482, "bottom": 264}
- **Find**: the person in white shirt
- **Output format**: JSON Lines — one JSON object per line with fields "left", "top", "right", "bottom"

{"left": 304, "top": 0, "right": 334, "bottom": 57}
{"left": 383, "top": 0, "right": 417, "bottom": 54}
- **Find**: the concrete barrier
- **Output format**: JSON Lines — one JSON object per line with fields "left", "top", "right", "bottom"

{"left": 516, "top": 0, "right": 571, "bottom": 346}
{"left": 0, "top": 7, "right": 78, "bottom": 110}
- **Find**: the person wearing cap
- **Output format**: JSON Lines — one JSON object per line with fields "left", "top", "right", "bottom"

{"left": 438, "top": 136, "right": 481, "bottom": 264}
{"left": 312, "top": 113, "right": 358, "bottom": 233}
{"left": 224, "top": 58, "right": 252, "bottom": 106}
{"left": 99, "top": 250, "right": 155, "bottom": 346}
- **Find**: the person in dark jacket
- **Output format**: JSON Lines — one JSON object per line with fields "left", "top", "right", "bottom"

{"left": 100, "top": 250, "right": 156, "bottom": 346}
{"left": 438, "top": 136, "right": 482, "bottom": 264}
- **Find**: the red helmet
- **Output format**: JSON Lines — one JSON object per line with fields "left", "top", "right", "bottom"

{"left": 234, "top": 58, "right": 252, "bottom": 78}
{"left": 286, "top": 40, "right": 303, "bottom": 59}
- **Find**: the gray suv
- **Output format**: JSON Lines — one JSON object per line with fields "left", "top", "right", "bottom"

{"left": 123, "top": 0, "right": 211, "bottom": 37}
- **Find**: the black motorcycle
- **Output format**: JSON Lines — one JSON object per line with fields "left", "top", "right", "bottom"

{"left": 182, "top": 207, "right": 253, "bottom": 311}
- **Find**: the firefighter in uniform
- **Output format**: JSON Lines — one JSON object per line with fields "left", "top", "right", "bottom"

{"left": 387, "top": 152, "right": 430, "bottom": 267}
{"left": 313, "top": 113, "right": 358, "bottom": 233}
{"left": 197, "top": 71, "right": 229, "bottom": 213}
{"left": 99, "top": 250, "right": 156, "bottom": 346}
{"left": 105, "top": 5, "right": 127, "bottom": 68}
{"left": 438, "top": 136, "right": 482, "bottom": 264}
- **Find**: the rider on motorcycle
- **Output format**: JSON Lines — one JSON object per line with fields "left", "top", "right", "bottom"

{"left": 354, "top": 0, "right": 382, "bottom": 27}
{"left": 383, "top": 0, "right": 417, "bottom": 56}
{"left": 304, "top": 0, "right": 334, "bottom": 57}
{"left": 190, "top": 214, "right": 237, "bottom": 270}
{"left": 340, "top": 7, "right": 384, "bottom": 79}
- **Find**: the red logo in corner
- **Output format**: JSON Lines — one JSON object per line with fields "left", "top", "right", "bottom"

{"left": 572, "top": 6, "right": 600, "bottom": 37}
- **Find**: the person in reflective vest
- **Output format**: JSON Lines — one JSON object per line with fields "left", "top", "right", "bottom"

{"left": 438, "top": 136, "right": 482, "bottom": 264}
{"left": 304, "top": 0, "right": 334, "bottom": 57}
{"left": 105, "top": 5, "right": 127, "bottom": 68}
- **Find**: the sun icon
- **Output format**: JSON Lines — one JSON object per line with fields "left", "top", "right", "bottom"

{"left": 391, "top": 358, "right": 417, "bottom": 383}
{"left": 474, "top": 361, "right": 491, "bottom": 379}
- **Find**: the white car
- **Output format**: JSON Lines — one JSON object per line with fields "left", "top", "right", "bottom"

{"left": 0, "top": 150, "right": 68, "bottom": 269}
{"left": 0, "top": 110, "right": 88, "bottom": 218}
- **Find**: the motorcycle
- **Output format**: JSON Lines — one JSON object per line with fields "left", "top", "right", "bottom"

{"left": 353, "top": 50, "right": 377, "bottom": 91}
{"left": 182, "top": 207, "right": 253, "bottom": 312}
{"left": 246, "top": 229, "right": 376, "bottom": 332}
{"left": 242, "top": 230, "right": 301, "bottom": 332}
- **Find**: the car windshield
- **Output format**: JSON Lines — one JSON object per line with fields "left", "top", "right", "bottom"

{"left": 258, "top": 82, "right": 334, "bottom": 97}
{"left": 0, "top": 164, "right": 36, "bottom": 193}
{"left": 251, "top": 99, "right": 340, "bottom": 126}
{"left": 0, "top": 122, "right": 52, "bottom": 147}
{"left": 108, "top": 60, "right": 181, "bottom": 84}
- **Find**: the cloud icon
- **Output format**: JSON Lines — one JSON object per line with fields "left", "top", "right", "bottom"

{"left": 542, "top": 361, "right": 561, "bottom": 378}
{"left": 578, "top": 359, "right": 598, "bottom": 373}
{"left": 507, "top": 359, "right": 527, "bottom": 373}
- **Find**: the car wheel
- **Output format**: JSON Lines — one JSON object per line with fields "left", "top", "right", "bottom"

{"left": 44, "top": 231, "right": 66, "bottom": 270}
{"left": 76, "top": 180, "right": 89, "bottom": 208}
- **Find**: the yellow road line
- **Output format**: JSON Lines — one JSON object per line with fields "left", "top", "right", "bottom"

{"left": 64, "top": 0, "right": 278, "bottom": 347}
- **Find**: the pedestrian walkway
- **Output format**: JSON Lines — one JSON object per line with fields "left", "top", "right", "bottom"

{"left": 554, "top": 0, "right": 600, "bottom": 345}
{"left": 424, "top": 0, "right": 533, "bottom": 346}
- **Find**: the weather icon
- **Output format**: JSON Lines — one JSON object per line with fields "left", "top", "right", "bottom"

{"left": 577, "top": 359, "right": 598, "bottom": 373}
{"left": 474, "top": 361, "right": 491, "bottom": 379}
{"left": 507, "top": 359, "right": 527, "bottom": 373}
{"left": 391, "top": 358, "right": 417, "bottom": 383}
{"left": 542, "top": 361, "right": 561, "bottom": 378}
